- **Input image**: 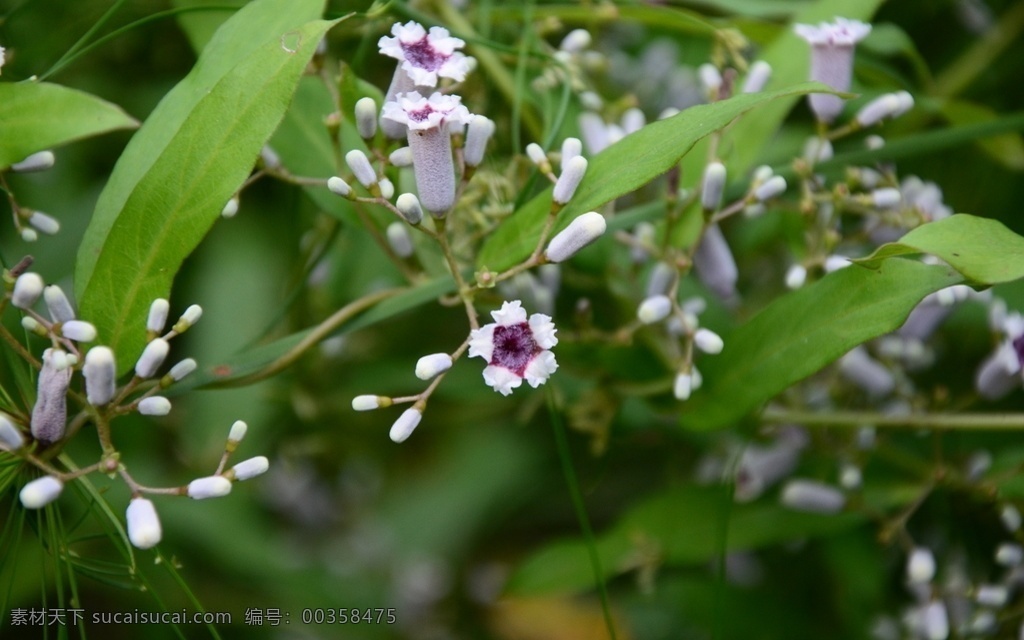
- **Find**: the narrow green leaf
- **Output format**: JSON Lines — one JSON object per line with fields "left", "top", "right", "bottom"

{"left": 939, "top": 100, "right": 1024, "bottom": 171}
{"left": 477, "top": 82, "right": 836, "bottom": 271}
{"left": 77, "top": 8, "right": 339, "bottom": 371}
{"left": 0, "top": 82, "right": 138, "bottom": 169}
{"left": 854, "top": 214, "right": 1024, "bottom": 286}
{"left": 172, "top": 0, "right": 248, "bottom": 54}
{"left": 678, "top": 260, "right": 962, "bottom": 431}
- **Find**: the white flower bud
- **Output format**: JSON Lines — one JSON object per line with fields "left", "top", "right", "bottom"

{"left": 228, "top": 420, "right": 247, "bottom": 443}
{"left": 620, "top": 108, "right": 646, "bottom": 135}
{"left": 231, "top": 456, "right": 269, "bottom": 481}
{"left": 646, "top": 262, "right": 676, "bottom": 298}
{"left": 638, "top": 295, "right": 672, "bottom": 324}
{"left": 415, "top": 353, "right": 453, "bottom": 380}
{"left": 742, "top": 60, "right": 772, "bottom": 93}
{"left": 698, "top": 63, "right": 722, "bottom": 94}
{"left": 12, "top": 272, "right": 44, "bottom": 309}
{"left": 865, "top": 135, "right": 885, "bottom": 150}
{"left": 327, "top": 176, "right": 352, "bottom": 197}
{"left": 0, "top": 414, "right": 25, "bottom": 451}
{"left": 578, "top": 112, "right": 609, "bottom": 154}
{"left": 49, "top": 350, "right": 70, "bottom": 371}
{"left": 753, "top": 165, "right": 774, "bottom": 183}
{"left": 559, "top": 28, "right": 591, "bottom": 53}
{"left": 126, "top": 498, "right": 162, "bottom": 549}
{"left": 920, "top": 601, "right": 948, "bottom": 640}
{"left": 21, "top": 316, "right": 42, "bottom": 333}
{"left": 390, "top": 408, "right": 423, "bottom": 443}
{"left": 396, "top": 193, "right": 424, "bottom": 225}
{"left": 553, "top": 156, "right": 587, "bottom": 205}
{"left": 856, "top": 93, "right": 902, "bottom": 127}
{"left": 694, "top": 328, "right": 724, "bottom": 354}
{"left": 345, "top": 150, "right": 377, "bottom": 188}
{"left": 20, "top": 228, "right": 38, "bottom": 242}
{"left": 658, "top": 107, "right": 680, "bottom": 120}
{"left": 631, "top": 221, "right": 656, "bottom": 263}
{"left": 701, "top": 162, "right": 726, "bottom": 211}
{"left": 386, "top": 222, "right": 414, "bottom": 258}
{"left": 352, "top": 395, "right": 387, "bottom": 411}
{"left": 389, "top": 147, "right": 413, "bottom": 167}
{"left": 893, "top": 91, "right": 914, "bottom": 117}
{"left": 803, "top": 137, "right": 833, "bottom": 163}
{"left": 673, "top": 371, "right": 693, "bottom": 401}
{"left": 220, "top": 196, "right": 239, "bottom": 218}
{"left": 691, "top": 366, "right": 703, "bottom": 391}
{"left": 135, "top": 338, "right": 169, "bottom": 379}
{"left": 167, "top": 358, "right": 197, "bottom": 382}
{"left": 61, "top": 320, "right": 97, "bottom": 343}
{"left": 579, "top": 91, "right": 603, "bottom": 111}
{"left": 464, "top": 115, "right": 495, "bottom": 167}
{"left": 839, "top": 346, "right": 894, "bottom": 398}
{"left": 754, "top": 175, "right": 787, "bottom": 201}
{"left": 147, "top": 298, "right": 169, "bottom": 334}
{"left": 1001, "top": 504, "right": 1021, "bottom": 532}
{"left": 825, "top": 255, "right": 852, "bottom": 272}
{"left": 975, "top": 585, "right": 1008, "bottom": 608}
{"left": 560, "top": 137, "right": 583, "bottom": 170}
{"left": 28, "top": 211, "right": 60, "bottom": 235}
{"left": 545, "top": 212, "right": 607, "bottom": 263}
{"left": 260, "top": 145, "right": 281, "bottom": 170}
{"left": 378, "top": 177, "right": 395, "bottom": 200}
{"left": 44, "top": 285, "right": 75, "bottom": 323}
{"left": 526, "top": 143, "right": 549, "bottom": 171}
{"left": 355, "top": 97, "right": 378, "bottom": 139}
{"left": 138, "top": 396, "right": 171, "bottom": 416}
{"left": 173, "top": 304, "right": 202, "bottom": 333}
{"left": 907, "top": 547, "right": 936, "bottom": 584}
{"left": 996, "top": 543, "right": 1023, "bottom": 566}
{"left": 187, "top": 476, "right": 232, "bottom": 499}
{"left": 780, "top": 479, "right": 845, "bottom": 513}
{"left": 871, "top": 188, "right": 902, "bottom": 208}
{"left": 839, "top": 463, "right": 862, "bottom": 489}
{"left": 11, "top": 150, "right": 56, "bottom": 173}
{"left": 84, "top": 346, "right": 117, "bottom": 406}
{"left": 20, "top": 476, "right": 63, "bottom": 509}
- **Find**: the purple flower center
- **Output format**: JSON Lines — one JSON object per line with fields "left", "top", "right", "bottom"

{"left": 1014, "top": 334, "right": 1024, "bottom": 368}
{"left": 406, "top": 105, "right": 435, "bottom": 123}
{"left": 402, "top": 36, "right": 447, "bottom": 72}
{"left": 490, "top": 323, "right": 540, "bottom": 376}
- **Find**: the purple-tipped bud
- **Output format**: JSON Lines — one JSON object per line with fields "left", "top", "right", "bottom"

{"left": 742, "top": 60, "right": 772, "bottom": 93}
{"left": 464, "top": 115, "right": 495, "bottom": 167}
{"left": 327, "top": 176, "right": 352, "bottom": 198}
{"left": 345, "top": 150, "right": 377, "bottom": 188}
{"left": 544, "top": 212, "right": 607, "bottom": 262}
{"left": 147, "top": 298, "right": 170, "bottom": 334}
{"left": 355, "top": 97, "right": 378, "bottom": 139}
{"left": 415, "top": 353, "right": 453, "bottom": 380}
{"left": 389, "top": 147, "right": 413, "bottom": 167}
{"left": 31, "top": 349, "right": 71, "bottom": 444}
{"left": 84, "top": 346, "right": 116, "bottom": 406}
{"left": 553, "top": 156, "right": 587, "bottom": 205}
{"left": 701, "top": 162, "right": 727, "bottom": 211}
{"left": 0, "top": 414, "right": 25, "bottom": 451}
{"left": 638, "top": 295, "right": 672, "bottom": 325}
{"left": 390, "top": 408, "right": 422, "bottom": 443}
{"left": 561, "top": 138, "right": 583, "bottom": 170}
{"left": 754, "top": 175, "right": 787, "bottom": 202}
{"left": 780, "top": 479, "right": 846, "bottom": 513}
{"left": 61, "top": 320, "right": 96, "bottom": 342}
{"left": 44, "top": 285, "right": 75, "bottom": 323}
{"left": 396, "top": 193, "right": 424, "bottom": 225}
{"left": 138, "top": 396, "right": 171, "bottom": 416}
{"left": 135, "top": 338, "right": 169, "bottom": 379}
{"left": 11, "top": 150, "right": 56, "bottom": 173}
{"left": 28, "top": 211, "right": 60, "bottom": 235}
{"left": 386, "top": 222, "right": 414, "bottom": 258}
{"left": 187, "top": 476, "right": 232, "bottom": 499}
{"left": 856, "top": 93, "right": 902, "bottom": 127}
{"left": 12, "top": 272, "right": 44, "bottom": 309}
{"left": 126, "top": 498, "right": 162, "bottom": 549}
{"left": 20, "top": 476, "right": 63, "bottom": 509}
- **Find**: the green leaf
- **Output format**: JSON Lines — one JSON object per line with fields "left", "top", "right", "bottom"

{"left": 172, "top": 0, "right": 248, "bottom": 54}
{"left": 477, "top": 82, "right": 838, "bottom": 272}
{"left": 854, "top": 214, "right": 1024, "bottom": 286}
{"left": 678, "top": 260, "right": 963, "bottom": 431}
{"left": 0, "top": 82, "right": 138, "bottom": 170}
{"left": 939, "top": 100, "right": 1024, "bottom": 171}
{"left": 504, "top": 485, "right": 862, "bottom": 596}
{"left": 76, "top": 0, "right": 337, "bottom": 371}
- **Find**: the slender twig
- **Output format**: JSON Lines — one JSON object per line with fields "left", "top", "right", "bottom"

{"left": 762, "top": 408, "right": 1024, "bottom": 431}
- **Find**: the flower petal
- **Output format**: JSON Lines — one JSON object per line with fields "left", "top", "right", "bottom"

{"left": 482, "top": 365, "right": 523, "bottom": 396}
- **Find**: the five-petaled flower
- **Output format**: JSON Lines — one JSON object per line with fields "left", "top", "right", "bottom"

{"left": 378, "top": 21, "right": 469, "bottom": 88}
{"left": 469, "top": 301, "right": 558, "bottom": 396}
{"left": 794, "top": 17, "right": 871, "bottom": 123}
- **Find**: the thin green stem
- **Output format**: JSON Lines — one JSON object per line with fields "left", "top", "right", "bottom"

{"left": 762, "top": 408, "right": 1024, "bottom": 431}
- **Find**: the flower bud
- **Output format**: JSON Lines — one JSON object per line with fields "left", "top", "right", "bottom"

{"left": 0, "top": 414, "right": 25, "bottom": 451}
{"left": 386, "top": 222, "right": 414, "bottom": 258}
{"left": 61, "top": 320, "right": 97, "bottom": 342}
{"left": 11, "top": 150, "right": 56, "bottom": 173}
{"left": 12, "top": 272, "right": 44, "bottom": 309}
{"left": 327, "top": 176, "right": 352, "bottom": 198}
{"left": 396, "top": 193, "right": 424, "bottom": 225}
{"left": 147, "top": 298, "right": 170, "bottom": 334}
{"left": 21, "top": 316, "right": 44, "bottom": 335}
{"left": 838, "top": 346, "right": 894, "bottom": 398}
{"left": 260, "top": 146, "right": 281, "bottom": 170}
{"left": 526, "top": 143, "right": 550, "bottom": 172}
{"left": 187, "top": 476, "right": 232, "bottom": 499}
{"left": 779, "top": 479, "right": 845, "bottom": 513}
{"left": 464, "top": 115, "right": 495, "bottom": 167}
{"left": 560, "top": 138, "right": 583, "bottom": 171}
{"left": 415, "top": 353, "right": 453, "bottom": 380}
{"left": 698, "top": 63, "right": 722, "bottom": 95}
{"left": 803, "top": 137, "right": 833, "bottom": 163}
{"left": 871, "top": 188, "right": 902, "bottom": 208}
{"left": 21, "top": 228, "right": 38, "bottom": 242}
{"left": 44, "top": 285, "right": 75, "bottom": 323}
{"left": 742, "top": 60, "right": 772, "bottom": 93}
{"left": 646, "top": 262, "right": 676, "bottom": 298}
{"left": 893, "top": 91, "right": 914, "bottom": 117}
{"left": 28, "top": 211, "right": 60, "bottom": 235}
{"left": 855, "top": 93, "right": 902, "bottom": 127}
{"left": 345, "top": 150, "right": 377, "bottom": 188}
{"left": 865, "top": 135, "right": 885, "bottom": 150}
{"left": 544, "top": 212, "right": 607, "bottom": 263}
{"left": 975, "top": 585, "right": 1008, "bottom": 608}
{"left": 352, "top": 395, "right": 389, "bottom": 411}
{"left": 1001, "top": 504, "right": 1021, "bottom": 532}
{"left": 126, "top": 498, "right": 162, "bottom": 549}
{"left": 228, "top": 420, "right": 247, "bottom": 443}
{"left": 621, "top": 108, "right": 646, "bottom": 135}
{"left": 84, "top": 346, "right": 117, "bottom": 406}
{"left": 138, "top": 396, "right": 171, "bottom": 416}
{"left": 20, "top": 476, "right": 63, "bottom": 509}
{"left": 31, "top": 349, "right": 71, "bottom": 444}
{"left": 231, "top": 456, "right": 269, "bottom": 481}
{"left": 693, "top": 224, "right": 738, "bottom": 301}
{"left": 637, "top": 295, "right": 672, "bottom": 324}
{"left": 378, "top": 177, "right": 395, "bottom": 201}
{"left": 674, "top": 371, "right": 693, "bottom": 401}
{"left": 996, "top": 543, "right": 1023, "bottom": 566}
{"left": 701, "top": 162, "right": 726, "bottom": 211}
{"left": 559, "top": 28, "right": 591, "bottom": 53}
{"left": 166, "top": 358, "right": 197, "bottom": 382}
{"left": 220, "top": 196, "right": 239, "bottom": 218}
{"left": 172, "top": 304, "right": 202, "bottom": 333}
{"left": 552, "top": 156, "right": 587, "bottom": 205}
{"left": 578, "top": 112, "right": 609, "bottom": 154}
{"left": 135, "top": 338, "right": 169, "bottom": 379}
{"left": 694, "top": 328, "right": 724, "bottom": 354}
{"left": 355, "top": 97, "right": 378, "bottom": 139}
{"left": 906, "top": 547, "right": 936, "bottom": 584}
{"left": 920, "top": 601, "right": 948, "bottom": 640}
{"left": 389, "top": 147, "right": 413, "bottom": 167}
{"left": 390, "top": 408, "right": 423, "bottom": 443}
{"left": 753, "top": 175, "right": 787, "bottom": 202}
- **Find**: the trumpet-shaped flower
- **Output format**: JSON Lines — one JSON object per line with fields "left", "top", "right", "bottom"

{"left": 794, "top": 18, "right": 871, "bottom": 123}
{"left": 468, "top": 301, "right": 558, "bottom": 396}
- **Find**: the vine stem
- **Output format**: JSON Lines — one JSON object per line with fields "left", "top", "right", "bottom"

{"left": 762, "top": 408, "right": 1024, "bottom": 431}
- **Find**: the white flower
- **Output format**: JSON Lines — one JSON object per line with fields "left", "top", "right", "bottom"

{"left": 794, "top": 17, "right": 872, "bottom": 123}
{"left": 379, "top": 21, "right": 470, "bottom": 87}
{"left": 468, "top": 301, "right": 558, "bottom": 396}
